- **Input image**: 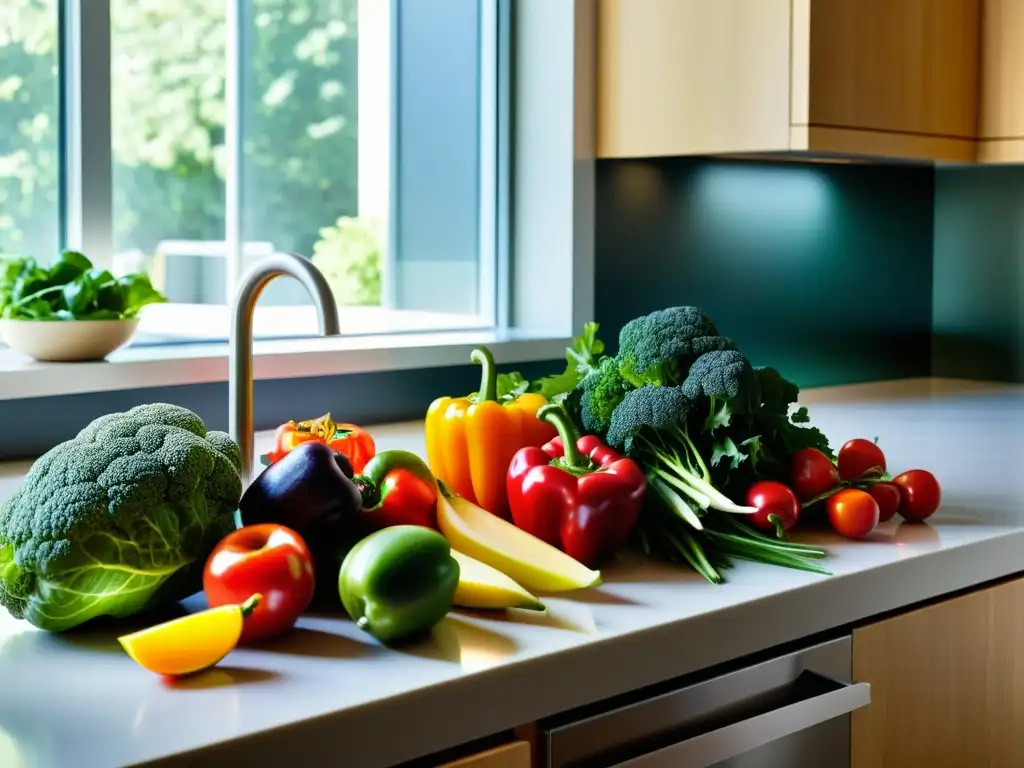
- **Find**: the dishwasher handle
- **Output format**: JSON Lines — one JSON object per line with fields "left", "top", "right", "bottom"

{"left": 611, "top": 672, "right": 871, "bottom": 768}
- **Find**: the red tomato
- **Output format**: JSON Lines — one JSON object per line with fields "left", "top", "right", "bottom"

{"left": 892, "top": 469, "right": 942, "bottom": 522}
{"left": 837, "top": 438, "right": 887, "bottom": 481}
{"left": 361, "top": 467, "right": 439, "bottom": 531}
{"left": 791, "top": 448, "right": 841, "bottom": 502}
{"left": 745, "top": 481, "right": 801, "bottom": 538}
{"left": 868, "top": 481, "right": 901, "bottom": 523}
{"left": 204, "top": 524, "right": 315, "bottom": 643}
{"left": 826, "top": 489, "right": 880, "bottom": 539}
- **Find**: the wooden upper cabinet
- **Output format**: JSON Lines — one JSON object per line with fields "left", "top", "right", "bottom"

{"left": 597, "top": 0, "right": 794, "bottom": 159}
{"left": 979, "top": 0, "right": 1024, "bottom": 162}
{"left": 597, "top": 0, "right": 982, "bottom": 163}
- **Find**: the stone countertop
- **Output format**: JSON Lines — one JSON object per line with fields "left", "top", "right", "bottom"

{"left": 0, "top": 377, "right": 1022, "bottom": 768}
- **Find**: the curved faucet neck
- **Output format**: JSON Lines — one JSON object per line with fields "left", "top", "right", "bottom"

{"left": 229, "top": 252, "right": 341, "bottom": 485}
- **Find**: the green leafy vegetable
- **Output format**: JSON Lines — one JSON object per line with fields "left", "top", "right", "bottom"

{"left": 0, "top": 250, "right": 167, "bottom": 321}
{"left": 556, "top": 305, "right": 834, "bottom": 583}
{"left": 532, "top": 321, "right": 606, "bottom": 402}
{"left": 0, "top": 403, "right": 242, "bottom": 632}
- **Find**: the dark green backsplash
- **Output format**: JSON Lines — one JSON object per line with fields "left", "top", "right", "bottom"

{"left": 933, "top": 165, "right": 1024, "bottom": 382}
{"left": 594, "top": 157, "right": 935, "bottom": 389}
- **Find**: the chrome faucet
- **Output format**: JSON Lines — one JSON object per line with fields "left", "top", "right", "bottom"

{"left": 229, "top": 252, "right": 341, "bottom": 485}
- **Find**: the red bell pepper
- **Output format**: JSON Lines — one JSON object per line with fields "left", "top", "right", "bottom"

{"left": 356, "top": 450, "right": 439, "bottom": 531}
{"left": 507, "top": 404, "right": 646, "bottom": 567}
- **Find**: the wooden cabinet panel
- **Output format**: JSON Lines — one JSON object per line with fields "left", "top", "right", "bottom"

{"left": 807, "top": 0, "right": 980, "bottom": 140}
{"left": 852, "top": 577, "right": 1024, "bottom": 767}
{"left": 979, "top": 0, "right": 1024, "bottom": 162}
{"left": 597, "top": 0, "right": 792, "bottom": 158}
{"left": 438, "top": 740, "right": 531, "bottom": 768}
{"left": 597, "top": 0, "right": 981, "bottom": 162}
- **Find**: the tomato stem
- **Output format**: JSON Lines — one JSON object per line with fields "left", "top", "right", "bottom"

{"left": 800, "top": 473, "right": 895, "bottom": 510}
{"left": 240, "top": 593, "right": 262, "bottom": 617}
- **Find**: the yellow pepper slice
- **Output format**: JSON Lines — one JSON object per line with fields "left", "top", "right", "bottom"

{"left": 118, "top": 594, "right": 260, "bottom": 677}
{"left": 426, "top": 347, "right": 556, "bottom": 519}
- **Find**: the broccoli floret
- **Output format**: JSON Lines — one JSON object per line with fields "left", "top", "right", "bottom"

{"left": 681, "top": 349, "right": 760, "bottom": 430}
{"left": 606, "top": 385, "right": 754, "bottom": 517}
{"left": 606, "top": 385, "right": 691, "bottom": 453}
{"left": 617, "top": 306, "right": 737, "bottom": 388}
{"left": 578, "top": 356, "right": 633, "bottom": 435}
{"left": 0, "top": 403, "right": 242, "bottom": 632}
{"left": 682, "top": 349, "right": 752, "bottom": 401}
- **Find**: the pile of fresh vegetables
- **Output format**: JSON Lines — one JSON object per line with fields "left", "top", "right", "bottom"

{"left": 0, "top": 303, "right": 944, "bottom": 680}
{"left": 0, "top": 400, "right": 599, "bottom": 677}
{"left": 440, "top": 305, "right": 943, "bottom": 584}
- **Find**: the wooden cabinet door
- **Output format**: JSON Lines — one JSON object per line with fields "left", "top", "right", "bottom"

{"left": 852, "top": 577, "right": 1024, "bottom": 767}
{"left": 439, "top": 740, "right": 531, "bottom": 768}
{"left": 596, "top": 0, "right": 793, "bottom": 158}
{"left": 806, "top": 0, "right": 981, "bottom": 140}
{"left": 979, "top": 0, "right": 1024, "bottom": 162}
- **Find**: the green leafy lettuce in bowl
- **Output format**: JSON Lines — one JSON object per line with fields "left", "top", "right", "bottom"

{"left": 0, "top": 250, "right": 168, "bottom": 361}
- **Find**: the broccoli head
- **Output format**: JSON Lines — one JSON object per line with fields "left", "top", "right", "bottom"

{"left": 0, "top": 403, "right": 242, "bottom": 632}
{"left": 578, "top": 356, "right": 634, "bottom": 435}
{"left": 606, "top": 385, "right": 692, "bottom": 452}
{"left": 681, "top": 349, "right": 760, "bottom": 430}
{"left": 681, "top": 349, "right": 756, "bottom": 401}
{"left": 617, "top": 306, "right": 737, "bottom": 388}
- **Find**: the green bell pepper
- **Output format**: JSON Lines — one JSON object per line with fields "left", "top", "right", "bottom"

{"left": 338, "top": 525, "right": 459, "bottom": 644}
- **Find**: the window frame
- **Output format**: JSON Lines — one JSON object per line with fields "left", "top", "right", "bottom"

{"left": 0, "top": 0, "right": 596, "bottom": 403}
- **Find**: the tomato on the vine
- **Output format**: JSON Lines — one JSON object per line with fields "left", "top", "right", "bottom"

{"left": 745, "top": 481, "right": 801, "bottom": 538}
{"left": 867, "top": 481, "right": 901, "bottom": 523}
{"left": 826, "top": 489, "right": 880, "bottom": 539}
{"left": 791, "top": 448, "right": 840, "bottom": 501}
{"left": 893, "top": 469, "right": 941, "bottom": 522}
{"left": 837, "top": 438, "right": 887, "bottom": 481}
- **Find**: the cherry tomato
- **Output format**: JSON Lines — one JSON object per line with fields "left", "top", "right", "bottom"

{"left": 837, "top": 438, "right": 887, "bottom": 481}
{"left": 204, "top": 524, "right": 315, "bottom": 644}
{"left": 892, "top": 469, "right": 942, "bottom": 522}
{"left": 868, "top": 481, "right": 901, "bottom": 523}
{"left": 791, "top": 448, "right": 840, "bottom": 502}
{"left": 826, "top": 488, "right": 880, "bottom": 539}
{"left": 745, "top": 481, "right": 801, "bottom": 538}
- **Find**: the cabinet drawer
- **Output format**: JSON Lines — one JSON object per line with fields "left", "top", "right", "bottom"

{"left": 539, "top": 636, "right": 869, "bottom": 768}
{"left": 438, "top": 740, "right": 532, "bottom": 768}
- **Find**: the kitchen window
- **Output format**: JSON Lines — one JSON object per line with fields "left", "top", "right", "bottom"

{"left": 0, "top": 0, "right": 593, "bottom": 401}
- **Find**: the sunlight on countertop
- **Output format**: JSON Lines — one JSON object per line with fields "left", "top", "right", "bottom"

{"left": 1, "top": 379, "right": 1024, "bottom": 768}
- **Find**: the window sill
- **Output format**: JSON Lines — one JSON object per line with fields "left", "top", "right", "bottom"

{"left": 133, "top": 303, "right": 490, "bottom": 343}
{"left": 0, "top": 328, "right": 570, "bottom": 401}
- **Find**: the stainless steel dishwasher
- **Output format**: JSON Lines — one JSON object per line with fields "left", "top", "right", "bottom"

{"left": 539, "top": 635, "right": 870, "bottom": 768}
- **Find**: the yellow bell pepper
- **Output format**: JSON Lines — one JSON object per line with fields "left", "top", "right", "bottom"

{"left": 425, "top": 347, "right": 557, "bottom": 519}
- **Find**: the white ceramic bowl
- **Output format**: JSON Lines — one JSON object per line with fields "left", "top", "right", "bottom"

{"left": 0, "top": 318, "right": 141, "bottom": 362}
